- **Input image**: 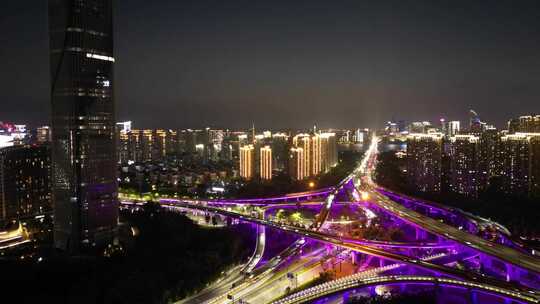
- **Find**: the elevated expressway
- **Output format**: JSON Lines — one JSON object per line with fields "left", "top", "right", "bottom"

{"left": 161, "top": 200, "right": 540, "bottom": 299}
{"left": 273, "top": 275, "right": 540, "bottom": 304}
{"left": 360, "top": 137, "right": 540, "bottom": 289}
{"left": 125, "top": 135, "right": 540, "bottom": 302}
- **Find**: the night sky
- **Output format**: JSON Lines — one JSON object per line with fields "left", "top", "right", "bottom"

{"left": 1, "top": 1, "right": 539, "bottom": 129}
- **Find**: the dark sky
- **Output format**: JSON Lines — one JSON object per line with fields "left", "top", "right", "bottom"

{"left": 1, "top": 1, "right": 539, "bottom": 129}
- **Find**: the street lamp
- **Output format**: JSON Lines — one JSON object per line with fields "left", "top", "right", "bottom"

{"left": 308, "top": 181, "right": 315, "bottom": 188}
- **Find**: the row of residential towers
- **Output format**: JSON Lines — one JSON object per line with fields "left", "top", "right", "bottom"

{"left": 406, "top": 115, "right": 540, "bottom": 198}
{"left": 239, "top": 131, "right": 338, "bottom": 181}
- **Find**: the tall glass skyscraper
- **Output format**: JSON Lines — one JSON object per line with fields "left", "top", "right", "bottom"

{"left": 49, "top": 0, "right": 118, "bottom": 253}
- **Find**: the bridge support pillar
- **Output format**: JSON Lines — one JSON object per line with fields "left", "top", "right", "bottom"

{"left": 436, "top": 234, "right": 446, "bottom": 243}
{"left": 505, "top": 263, "right": 520, "bottom": 283}
{"left": 468, "top": 289, "right": 478, "bottom": 304}
{"left": 342, "top": 291, "right": 350, "bottom": 303}
{"left": 415, "top": 227, "right": 427, "bottom": 240}
{"left": 368, "top": 286, "right": 376, "bottom": 297}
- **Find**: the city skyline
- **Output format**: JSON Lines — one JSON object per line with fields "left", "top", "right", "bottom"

{"left": 2, "top": 1, "right": 540, "bottom": 129}
{"left": 2, "top": 2, "right": 540, "bottom": 303}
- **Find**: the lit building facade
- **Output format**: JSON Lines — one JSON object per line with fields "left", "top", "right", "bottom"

{"left": 289, "top": 147, "right": 305, "bottom": 180}
{"left": 293, "top": 134, "right": 311, "bottom": 178}
{"left": 288, "top": 132, "right": 338, "bottom": 179}
{"left": 36, "top": 126, "right": 52, "bottom": 143}
{"left": 408, "top": 121, "right": 432, "bottom": 134}
{"left": 311, "top": 134, "right": 321, "bottom": 176}
{"left": 500, "top": 133, "right": 540, "bottom": 197}
{"left": 478, "top": 128, "right": 504, "bottom": 180}
{"left": 260, "top": 146, "right": 272, "bottom": 180}
{"left": 116, "top": 125, "right": 130, "bottom": 164}
{"left": 354, "top": 129, "right": 365, "bottom": 143}
{"left": 117, "top": 128, "right": 179, "bottom": 163}
{"left": 0, "top": 145, "right": 52, "bottom": 227}
{"left": 508, "top": 115, "right": 540, "bottom": 133}
{"left": 49, "top": 0, "right": 118, "bottom": 252}
{"left": 445, "top": 121, "right": 461, "bottom": 137}
{"left": 320, "top": 133, "right": 338, "bottom": 173}
{"left": 406, "top": 133, "right": 444, "bottom": 193}
{"left": 240, "top": 145, "right": 255, "bottom": 180}
{"left": 449, "top": 135, "right": 482, "bottom": 196}
{"left": 271, "top": 133, "right": 289, "bottom": 171}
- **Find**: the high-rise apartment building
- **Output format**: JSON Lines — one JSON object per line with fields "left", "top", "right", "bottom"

{"left": 320, "top": 133, "right": 338, "bottom": 173}
{"left": 408, "top": 121, "right": 432, "bottom": 134}
{"left": 311, "top": 134, "right": 321, "bottom": 176}
{"left": 49, "top": 0, "right": 118, "bottom": 252}
{"left": 271, "top": 133, "right": 289, "bottom": 171}
{"left": 155, "top": 129, "right": 168, "bottom": 160}
{"left": 293, "top": 134, "right": 311, "bottom": 178}
{"left": 406, "top": 133, "right": 444, "bottom": 193}
{"left": 0, "top": 145, "right": 52, "bottom": 227}
{"left": 240, "top": 145, "right": 255, "bottom": 180}
{"left": 508, "top": 115, "right": 540, "bottom": 133}
{"left": 165, "top": 130, "right": 178, "bottom": 157}
{"left": 531, "top": 136, "right": 540, "bottom": 198}
{"left": 117, "top": 129, "right": 180, "bottom": 163}
{"left": 260, "top": 146, "right": 272, "bottom": 180}
{"left": 117, "top": 131, "right": 129, "bottom": 164}
{"left": 36, "top": 126, "right": 52, "bottom": 144}
{"left": 500, "top": 133, "right": 540, "bottom": 197}
{"left": 354, "top": 129, "right": 365, "bottom": 143}
{"left": 449, "top": 135, "right": 482, "bottom": 196}
{"left": 289, "top": 147, "right": 305, "bottom": 180}
{"left": 219, "top": 132, "right": 236, "bottom": 162}
{"left": 445, "top": 121, "right": 461, "bottom": 137}
{"left": 478, "top": 128, "right": 503, "bottom": 179}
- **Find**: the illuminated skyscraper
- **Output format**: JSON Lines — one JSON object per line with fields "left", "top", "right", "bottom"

{"left": 289, "top": 147, "right": 305, "bottom": 180}
{"left": 36, "top": 126, "right": 52, "bottom": 144}
{"left": 449, "top": 135, "right": 481, "bottom": 196}
{"left": 260, "top": 146, "right": 272, "bottom": 180}
{"left": 445, "top": 121, "right": 461, "bottom": 137}
{"left": 116, "top": 127, "right": 130, "bottom": 164}
{"left": 195, "top": 144, "right": 205, "bottom": 159}
{"left": 478, "top": 128, "right": 503, "bottom": 180}
{"left": 311, "top": 134, "right": 321, "bottom": 176}
{"left": 240, "top": 145, "right": 255, "bottom": 180}
{"left": 507, "top": 115, "right": 540, "bottom": 133}
{"left": 155, "top": 129, "right": 167, "bottom": 160}
{"left": 165, "top": 129, "right": 178, "bottom": 156}
{"left": 320, "top": 133, "right": 338, "bottom": 173}
{"left": 49, "top": 0, "right": 118, "bottom": 252}
{"left": 293, "top": 134, "right": 311, "bottom": 178}
{"left": 0, "top": 145, "right": 52, "bottom": 226}
{"left": 140, "top": 130, "right": 154, "bottom": 161}
{"left": 271, "top": 133, "right": 289, "bottom": 171}
{"left": 354, "top": 129, "right": 365, "bottom": 143}
{"left": 130, "top": 130, "right": 143, "bottom": 162}
{"left": 408, "top": 121, "right": 432, "bottom": 134}
{"left": 500, "top": 133, "right": 540, "bottom": 197}
{"left": 406, "top": 133, "right": 444, "bottom": 193}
